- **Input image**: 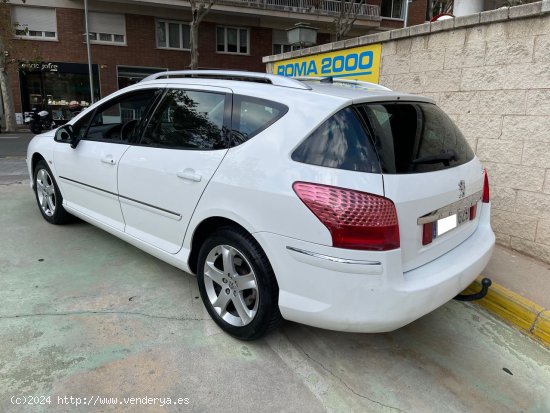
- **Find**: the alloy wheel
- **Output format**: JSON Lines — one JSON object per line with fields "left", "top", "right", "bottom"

{"left": 203, "top": 244, "right": 259, "bottom": 327}
{"left": 36, "top": 168, "right": 56, "bottom": 217}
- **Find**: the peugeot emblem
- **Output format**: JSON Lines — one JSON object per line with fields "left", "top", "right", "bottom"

{"left": 458, "top": 180, "right": 466, "bottom": 199}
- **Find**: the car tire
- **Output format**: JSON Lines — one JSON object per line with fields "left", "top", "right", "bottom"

{"left": 197, "top": 226, "right": 282, "bottom": 340}
{"left": 33, "top": 159, "right": 72, "bottom": 224}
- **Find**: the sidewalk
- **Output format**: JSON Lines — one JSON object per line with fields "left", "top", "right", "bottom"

{"left": 466, "top": 244, "right": 550, "bottom": 347}
{"left": 484, "top": 245, "right": 550, "bottom": 309}
{"left": 0, "top": 158, "right": 28, "bottom": 185}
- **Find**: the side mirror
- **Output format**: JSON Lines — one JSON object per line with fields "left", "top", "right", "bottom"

{"left": 54, "top": 124, "right": 79, "bottom": 148}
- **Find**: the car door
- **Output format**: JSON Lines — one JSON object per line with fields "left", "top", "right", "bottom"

{"left": 117, "top": 86, "right": 231, "bottom": 253}
{"left": 53, "top": 88, "right": 161, "bottom": 231}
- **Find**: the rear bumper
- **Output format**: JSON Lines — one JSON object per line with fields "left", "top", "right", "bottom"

{"left": 254, "top": 205, "right": 495, "bottom": 333}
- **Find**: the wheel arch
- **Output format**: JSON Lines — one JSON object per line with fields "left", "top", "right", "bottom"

{"left": 187, "top": 216, "right": 256, "bottom": 275}
{"left": 30, "top": 153, "right": 46, "bottom": 188}
{"left": 31, "top": 152, "right": 46, "bottom": 171}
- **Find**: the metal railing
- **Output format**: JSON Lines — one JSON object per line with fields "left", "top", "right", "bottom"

{"left": 217, "top": 0, "right": 381, "bottom": 20}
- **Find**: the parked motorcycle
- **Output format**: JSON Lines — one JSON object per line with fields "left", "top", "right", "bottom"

{"left": 25, "top": 108, "right": 55, "bottom": 134}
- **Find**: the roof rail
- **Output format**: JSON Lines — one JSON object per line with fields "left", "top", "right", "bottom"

{"left": 141, "top": 70, "right": 311, "bottom": 90}
{"left": 295, "top": 77, "right": 392, "bottom": 91}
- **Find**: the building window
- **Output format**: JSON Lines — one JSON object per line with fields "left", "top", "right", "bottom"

{"left": 87, "top": 12, "right": 126, "bottom": 45}
{"left": 272, "top": 44, "right": 292, "bottom": 55}
{"left": 271, "top": 30, "right": 302, "bottom": 55}
{"left": 217, "top": 26, "right": 249, "bottom": 54}
{"left": 117, "top": 66, "right": 168, "bottom": 89}
{"left": 381, "top": 0, "right": 404, "bottom": 19}
{"left": 12, "top": 6, "right": 57, "bottom": 40}
{"left": 156, "top": 20, "right": 190, "bottom": 50}
{"left": 272, "top": 44, "right": 302, "bottom": 54}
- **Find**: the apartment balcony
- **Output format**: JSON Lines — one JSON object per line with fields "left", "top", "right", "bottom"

{"left": 104, "top": 0, "right": 382, "bottom": 29}
{"left": 216, "top": 0, "right": 381, "bottom": 21}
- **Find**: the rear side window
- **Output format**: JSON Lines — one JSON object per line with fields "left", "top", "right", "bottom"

{"left": 230, "top": 95, "right": 287, "bottom": 146}
{"left": 357, "top": 102, "right": 474, "bottom": 174}
{"left": 291, "top": 107, "right": 380, "bottom": 173}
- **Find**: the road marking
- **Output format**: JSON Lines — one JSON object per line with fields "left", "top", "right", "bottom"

{"left": 0, "top": 136, "right": 20, "bottom": 139}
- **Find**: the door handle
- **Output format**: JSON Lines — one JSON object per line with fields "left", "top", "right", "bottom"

{"left": 177, "top": 169, "right": 202, "bottom": 182}
{"left": 101, "top": 155, "right": 116, "bottom": 165}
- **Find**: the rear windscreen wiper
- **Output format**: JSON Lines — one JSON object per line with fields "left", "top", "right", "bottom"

{"left": 411, "top": 150, "right": 458, "bottom": 167}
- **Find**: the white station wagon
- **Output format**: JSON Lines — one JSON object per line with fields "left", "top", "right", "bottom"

{"left": 27, "top": 70, "right": 495, "bottom": 340}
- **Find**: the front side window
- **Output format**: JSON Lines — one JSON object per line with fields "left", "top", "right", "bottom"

{"left": 83, "top": 90, "right": 159, "bottom": 142}
{"left": 141, "top": 89, "right": 226, "bottom": 150}
{"left": 292, "top": 107, "right": 380, "bottom": 173}
{"left": 72, "top": 110, "right": 94, "bottom": 140}
{"left": 356, "top": 102, "right": 475, "bottom": 174}
{"left": 12, "top": 6, "right": 57, "bottom": 40}
{"left": 156, "top": 20, "right": 190, "bottom": 49}
{"left": 230, "top": 96, "right": 287, "bottom": 146}
{"left": 217, "top": 26, "right": 249, "bottom": 54}
{"left": 88, "top": 12, "right": 126, "bottom": 44}
{"left": 381, "top": 0, "right": 404, "bottom": 19}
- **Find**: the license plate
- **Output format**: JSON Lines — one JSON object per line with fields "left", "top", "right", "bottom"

{"left": 436, "top": 215, "right": 457, "bottom": 237}
{"left": 436, "top": 207, "right": 470, "bottom": 237}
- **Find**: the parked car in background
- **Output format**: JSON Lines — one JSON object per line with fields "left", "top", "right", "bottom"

{"left": 27, "top": 70, "right": 495, "bottom": 340}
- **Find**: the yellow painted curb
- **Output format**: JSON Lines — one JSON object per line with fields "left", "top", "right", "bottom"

{"left": 533, "top": 311, "right": 550, "bottom": 345}
{"left": 461, "top": 276, "right": 549, "bottom": 348}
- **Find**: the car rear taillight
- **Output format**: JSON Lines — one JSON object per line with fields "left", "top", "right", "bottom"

{"left": 292, "top": 182, "right": 400, "bottom": 251}
{"left": 482, "top": 168, "right": 490, "bottom": 203}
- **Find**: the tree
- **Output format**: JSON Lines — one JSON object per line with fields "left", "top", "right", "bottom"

{"left": 0, "top": 0, "right": 25, "bottom": 132}
{"left": 332, "top": 0, "right": 367, "bottom": 41}
{"left": 188, "top": 0, "right": 216, "bottom": 70}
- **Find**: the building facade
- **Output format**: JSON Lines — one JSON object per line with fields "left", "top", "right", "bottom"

{"left": 1, "top": 0, "right": 428, "bottom": 121}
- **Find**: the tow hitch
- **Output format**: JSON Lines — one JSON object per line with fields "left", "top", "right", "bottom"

{"left": 454, "top": 277, "right": 492, "bottom": 301}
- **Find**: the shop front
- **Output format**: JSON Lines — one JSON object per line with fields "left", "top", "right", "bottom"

{"left": 18, "top": 61, "right": 100, "bottom": 123}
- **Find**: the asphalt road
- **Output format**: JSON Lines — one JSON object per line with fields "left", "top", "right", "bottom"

{"left": 0, "top": 183, "right": 549, "bottom": 413}
{"left": 0, "top": 132, "right": 33, "bottom": 184}
{"left": 0, "top": 131, "right": 34, "bottom": 157}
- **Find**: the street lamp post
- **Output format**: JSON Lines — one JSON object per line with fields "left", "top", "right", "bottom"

{"left": 84, "top": 0, "right": 95, "bottom": 104}
{"left": 403, "top": 0, "right": 411, "bottom": 28}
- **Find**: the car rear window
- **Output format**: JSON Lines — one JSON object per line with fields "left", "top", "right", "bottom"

{"left": 291, "top": 107, "right": 380, "bottom": 173}
{"left": 356, "top": 102, "right": 474, "bottom": 174}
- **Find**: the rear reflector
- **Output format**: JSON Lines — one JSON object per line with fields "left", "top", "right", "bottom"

{"left": 292, "top": 182, "right": 400, "bottom": 251}
{"left": 470, "top": 204, "right": 477, "bottom": 221}
{"left": 422, "top": 222, "right": 434, "bottom": 246}
{"left": 482, "top": 168, "right": 490, "bottom": 203}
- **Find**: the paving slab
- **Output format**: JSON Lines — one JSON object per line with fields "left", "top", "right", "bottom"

{"left": 0, "top": 158, "right": 29, "bottom": 185}
{"left": 484, "top": 245, "right": 550, "bottom": 310}
{"left": 0, "top": 184, "right": 549, "bottom": 412}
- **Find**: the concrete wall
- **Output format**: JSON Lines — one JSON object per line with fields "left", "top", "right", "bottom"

{"left": 265, "top": 1, "right": 550, "bottom": 264}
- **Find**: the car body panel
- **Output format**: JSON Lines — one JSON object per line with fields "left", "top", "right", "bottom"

{"left": 54, "top": 140, "right": 130, "bottom": 231}
{"left": 118, "top": 146, "right": 228, "bottom": 253}
{"left": 254, "top": 204, "right": 494, "bottom": 332}
{"left": 382, "top": 158, "right": 485, "bottom": 272}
